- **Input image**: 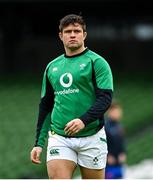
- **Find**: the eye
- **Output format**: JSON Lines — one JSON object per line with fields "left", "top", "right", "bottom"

{"left": 64, "top": 30, "right": 72, "bottom": 33}
{"left": 74, "top": 30, "right": 81, "bottom": 33}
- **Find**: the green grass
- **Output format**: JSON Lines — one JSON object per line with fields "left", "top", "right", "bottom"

{"left": 127, "top": 127, "right": 153, "bottom": 165}
{"left": 0, "top": 75, "right": 47, "bottom": 178}
{"left": 113, "top": 73, "right": 153, "bottom": 165}
{"left": 113, "top": 75, "right": 153, "bottom": 135}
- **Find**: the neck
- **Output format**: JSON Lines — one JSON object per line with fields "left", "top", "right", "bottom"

{"left": 65, "top": 46, "right": 86, "bottom": 56}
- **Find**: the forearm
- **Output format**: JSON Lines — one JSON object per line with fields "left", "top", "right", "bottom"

{"left": 80, "top": 89, "right": 113, "bottom": 126}
{"left": 35, "top": 110, "right": 51, "bottom": 147}
{"left": 34, "top": 72, "right": 54, "bottom": 147}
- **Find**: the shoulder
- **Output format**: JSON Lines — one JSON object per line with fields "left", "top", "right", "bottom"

{"left": 86, "top": 50, "right": 112, "bottom": 76}
{"left": 86, "top": 49, "right": 110, "bottom": 66}
{"left": 86, "top": 49, "right": 106, "bottom": 61}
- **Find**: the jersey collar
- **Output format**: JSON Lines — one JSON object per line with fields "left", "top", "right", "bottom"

{"left": 64, "top": 48, "right": 89, "bottom": 58}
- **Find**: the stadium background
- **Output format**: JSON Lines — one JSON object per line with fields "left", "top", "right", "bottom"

{"left": 0, "top": 0, "right": 153, "bottom": 178}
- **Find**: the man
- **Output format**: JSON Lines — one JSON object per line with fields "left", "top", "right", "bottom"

{"left": 30, "top": 14, "right": 113, "bottom": 179}
{"left": 105, "top": 101, "right": 127, "bottom": 179}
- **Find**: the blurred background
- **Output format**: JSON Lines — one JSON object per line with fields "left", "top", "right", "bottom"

{"left": 0, "top": 0, "right": 153, "bottom": 178}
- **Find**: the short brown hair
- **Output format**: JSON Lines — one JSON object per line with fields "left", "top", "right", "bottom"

{"left": 59, "top": 14, "right": 86, "bottom": 32}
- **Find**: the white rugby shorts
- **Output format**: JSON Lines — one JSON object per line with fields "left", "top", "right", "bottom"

{"left": 47, "top": 128, "right": 108, "bottom": 169}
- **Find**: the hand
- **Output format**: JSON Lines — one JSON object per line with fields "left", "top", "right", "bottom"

{"left": 30, "top": 146, "right": 42, "bottom": 164}
{"left": 64, "top": 118, "right": 85, "bottom": 136}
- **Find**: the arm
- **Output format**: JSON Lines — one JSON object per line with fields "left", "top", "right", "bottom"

{"left": 31, "top": 68, "right": 54, "bottom": 163}
{"left": 35, "top": 70, "right": 54, "bottom": 147}
{"left": 80, "top": 58, "right": 113, "bottom": 126}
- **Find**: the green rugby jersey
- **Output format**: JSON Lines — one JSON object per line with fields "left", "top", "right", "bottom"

{"left": 35, "top": 48, "right": 113, "bottom": 148}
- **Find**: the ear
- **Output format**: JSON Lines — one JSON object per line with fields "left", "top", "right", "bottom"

{"left": 59, "top": 32, "right": 63, "bottom": 41}
{"left": 83, "top": 32, "right": 87, "bottom": 40}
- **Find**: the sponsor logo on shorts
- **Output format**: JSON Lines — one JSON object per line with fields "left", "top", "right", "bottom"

{"left": 93, "top": 157, "right": 99, "bottom": 165}
{"left": 50, "top": 148, "right": 60, "bottom": 156}
{"left": 99, "top": 137, "right": 107, "bottom": 143}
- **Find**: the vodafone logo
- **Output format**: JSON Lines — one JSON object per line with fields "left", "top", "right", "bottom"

{"left": 60, "top": 73, "right": 73, "bottom": 88}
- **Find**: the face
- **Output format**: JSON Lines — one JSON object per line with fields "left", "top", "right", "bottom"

{"left": 59, "top": 23, "right": 87, "bottom": 52}
{"left": 108, "top": 107, "right": 123, "bottom": 121}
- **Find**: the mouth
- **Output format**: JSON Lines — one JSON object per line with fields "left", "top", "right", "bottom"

{"left": 69, "top": 40, "right": 77, "bottom": 43}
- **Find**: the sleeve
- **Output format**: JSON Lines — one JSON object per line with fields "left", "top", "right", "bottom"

{"left": 80, "top": 58, "right": 113, "bottom": 126}
{"left": 34, "top": 67, "right": 54, "bottom": 148}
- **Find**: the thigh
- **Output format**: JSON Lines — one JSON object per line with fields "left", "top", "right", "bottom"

{"left": 78, "top": 128, "right": 108, "bottom": 169}
{"left": 80, "top": 166, "right": 105, "bottom": 179}
{"left": 47, "top": 132, "right": 77, "bottom": 163}
{"left": 47, "top": 159, "right": 76, "bottom": 179}
{"left": 46, "top": 132, "right": 78, "bottom": 178}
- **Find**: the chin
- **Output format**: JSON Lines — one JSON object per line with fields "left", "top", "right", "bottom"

{"left": 69, "top": 46, "right": 79, "bottom": 51}
{"left": 70, "top": 44, "right": 82, "bottom": 50}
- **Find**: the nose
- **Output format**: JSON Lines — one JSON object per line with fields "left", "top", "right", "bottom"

{"left": 70, "top": 31, "right": 76, "bottom": 37}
